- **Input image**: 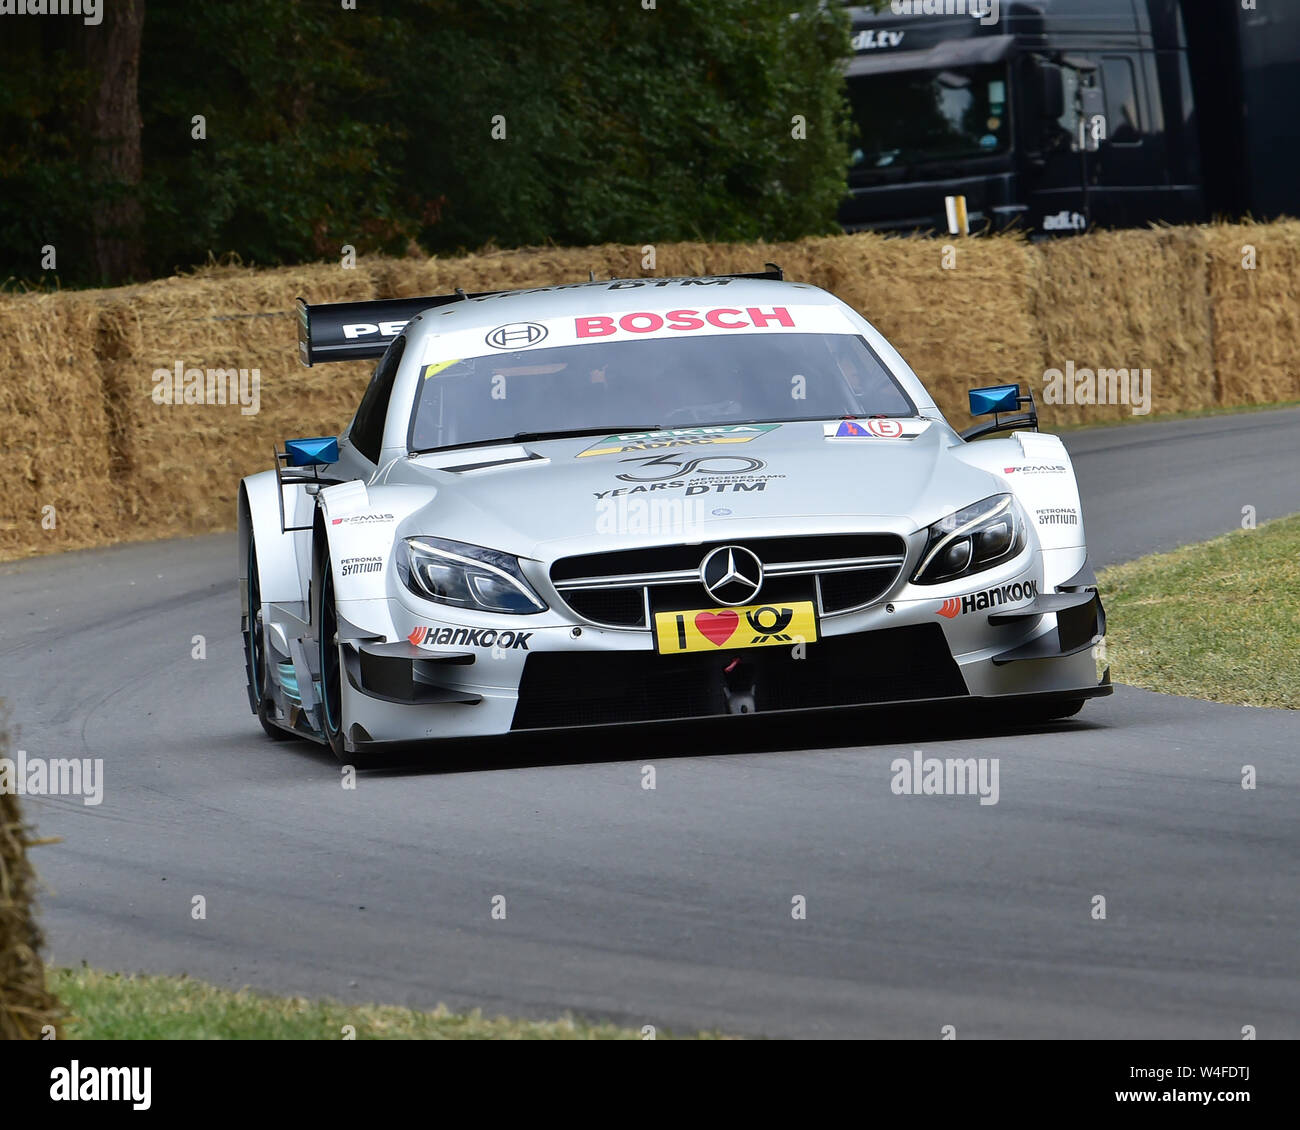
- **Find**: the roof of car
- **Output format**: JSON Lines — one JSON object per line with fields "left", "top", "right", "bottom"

{"left": 401, "top": 275, "right": 843, "bottom": 341}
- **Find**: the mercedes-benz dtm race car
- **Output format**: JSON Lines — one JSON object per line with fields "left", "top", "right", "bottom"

{"left": 238, "top": 267, "right": 1109, "bottom": 762}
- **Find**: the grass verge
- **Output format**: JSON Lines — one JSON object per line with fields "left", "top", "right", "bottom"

{"left": 1051, "top": 398, "right": 1300, "bottom": 433}
{"left": 1098, "top": 515, "right": 1300, "bottom": 709}
{"left": 50, "top": 968, "right": 720, "bottom": 1040}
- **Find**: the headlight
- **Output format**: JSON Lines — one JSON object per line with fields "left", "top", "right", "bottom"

{"left": 913, "top": 494, "right": 1027, "bottom": 585}
{"left": 395, "top": 537, "right": 547, "bottom": 614}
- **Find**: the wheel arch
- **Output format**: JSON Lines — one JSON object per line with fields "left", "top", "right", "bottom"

{"left": 239, "top": 470, "right": 309, "bottom": 613}
{"left": 954, "top": 431, "right": 1089, "bottom": 591}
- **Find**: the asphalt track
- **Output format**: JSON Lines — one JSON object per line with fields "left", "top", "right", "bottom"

{"left": 2, "top": 408, "right": 1297, "bottom": 1038}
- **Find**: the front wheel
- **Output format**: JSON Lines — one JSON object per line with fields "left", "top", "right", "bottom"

{"left": 245, "top": 535, "right": 292, "bottom": 742}
{"left": 316, "top": 555, "right": 350, "bottom": 762}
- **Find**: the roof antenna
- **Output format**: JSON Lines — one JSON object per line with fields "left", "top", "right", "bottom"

{"left": 455, "top": 287, "right": 468, "bottom": 300}
{"left": 588, "top": 269, "right": 596, "bottom": 282}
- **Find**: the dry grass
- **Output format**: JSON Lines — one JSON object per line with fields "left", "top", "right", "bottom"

{"left": 0, "top": 292, "right": 117, "bottom": 558}
{"left": 0, "top": 716, "right": 64, "bottom": 1039}
{"left": 102, "top": 264, "right": 378, "bottom": 542}
{"left": 1029, "top": 225, "right": 1217, "bottom": 423}
{"left": 1204, "top": 220, "right": 1300, "bottom": 406}
{"left": 1, "top": 223, "right": 1296, "bottom": 562}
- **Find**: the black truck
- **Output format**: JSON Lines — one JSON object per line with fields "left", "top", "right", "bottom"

{"left": 839, "top": 0, "right": 1300, "bottom": 236}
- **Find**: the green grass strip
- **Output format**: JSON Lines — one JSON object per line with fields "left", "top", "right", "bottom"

{"left": 1099, "top": 515, "right": 1300, "bottom": 709}
{"left": 50, "top": 968, "right": 723, "bottom": 1040}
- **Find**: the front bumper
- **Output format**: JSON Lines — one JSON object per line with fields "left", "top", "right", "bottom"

{"left": 336, "top": 586, "right": 1108, "bottom": 747}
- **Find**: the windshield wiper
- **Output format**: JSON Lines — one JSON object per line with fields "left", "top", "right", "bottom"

{"left": 410, "top": 426, "right": 661, "bottom": 456}
{"left": 510, "top": 426, "right": 660, "bottom": 443}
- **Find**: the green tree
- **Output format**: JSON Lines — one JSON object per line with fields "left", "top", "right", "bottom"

{"left": 0, "top": 0, "right": 852, "bottom": 286}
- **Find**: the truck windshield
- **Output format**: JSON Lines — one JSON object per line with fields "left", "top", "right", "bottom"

{"left": 849, "top": 63, "right": 1010, "bottom": 173}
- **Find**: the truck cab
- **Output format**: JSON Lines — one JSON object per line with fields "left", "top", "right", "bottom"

{"left": 839, "top": 0, "right": 1237, "bottom": 236}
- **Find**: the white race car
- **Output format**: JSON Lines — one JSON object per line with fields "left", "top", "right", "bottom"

{"left": 239, "top": 268, "right": 1108, "bottom": 762}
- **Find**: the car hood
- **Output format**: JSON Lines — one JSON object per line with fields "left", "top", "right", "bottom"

{"left": 391, "top": 419, "right": 1002, "bottom": 560}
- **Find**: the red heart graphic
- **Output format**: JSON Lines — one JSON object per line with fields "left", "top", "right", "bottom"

{"left": 695, "top": 610, "right": 739, "bottom": 646}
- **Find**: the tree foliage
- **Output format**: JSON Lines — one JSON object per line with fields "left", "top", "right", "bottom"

{"left": 0, "top": 0, "right": 851, "bottom": 286}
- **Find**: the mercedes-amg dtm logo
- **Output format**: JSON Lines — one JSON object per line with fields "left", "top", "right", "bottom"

{"left": 616, "top": 454, "right": 766, "bottom": 482}
{"left": 485, "top": 321, "right": 548, "bottom": 349}
{"left": 700, "top": 545, "right": 764, "bottom": 606}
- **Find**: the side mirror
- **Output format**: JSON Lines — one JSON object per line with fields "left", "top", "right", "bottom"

{"left": 969, "top": 384, "right": 1022, "bottom": 416}
{"left": 1034, "top": 59, "right": 1065, "bottom": 122}
{"left": 960, "top": 384, "right": 1039, "bottom": 442}
{"left": 275, "top": 437, "right": 342, "bottom": 534}
{"left": 285, "top": 436, "right": 339, "bottom": 466}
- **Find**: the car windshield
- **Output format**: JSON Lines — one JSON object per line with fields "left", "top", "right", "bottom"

{"left": 848, "top": 63, "right": 1010, "bottom": 174}
{"left": 407, "top": 332, "right": 915, "bottom": 452}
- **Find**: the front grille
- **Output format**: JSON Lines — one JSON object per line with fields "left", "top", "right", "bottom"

{"left": 551, "top": 533, "right": 908, "bottom": 627}
{"left": 564, "top": 587, "right": 647, "bottom": 628}
{"left": 511, "top": 624, "right": 966, "bottom": 730}
{"left": 551, "top": 534, "right": 902, "bottom": 582}
{"left": 649, "top": 575, "right": 812, "bottom": 614}
{"left": 817, "top": 568, "right": 895, "bottom": 613}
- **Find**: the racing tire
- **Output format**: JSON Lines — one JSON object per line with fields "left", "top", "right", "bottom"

{"left": 316, "top": 552, "right": 351, "bottom": 763}
{"left": 245, "top": 536, "right": 293, "bottom": 742}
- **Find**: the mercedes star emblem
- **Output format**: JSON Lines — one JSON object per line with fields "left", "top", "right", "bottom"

{"left": 699, "top": 545, "right": 764, "bottom": 606}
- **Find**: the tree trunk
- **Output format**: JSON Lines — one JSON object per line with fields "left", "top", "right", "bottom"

{"left": 79, "top": 0, "right": 147, "bottom": 284}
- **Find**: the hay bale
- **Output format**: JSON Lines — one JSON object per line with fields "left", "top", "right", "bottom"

{"left": 0, "top": 221, "right": 1297, "bottom": 563}
{"left": 100, "top": 263, "right": 380, "bottom": 542}
{"left": 1204, "top": 220, "right": 1300, "bottom": 405}
{"left": 768, "top": 232, "right": 1041, "bottom": 429}
{"left": 1028, "top": 226, "right": 1216, "bottom": 425}
{"left": 0, "top": 291, "right": 118, "bottom": 560}
{"left": 0, "top": 719, "right": 64, "bottom": 1039}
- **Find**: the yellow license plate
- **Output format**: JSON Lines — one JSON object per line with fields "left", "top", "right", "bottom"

{"left": 653, "top": 601, "right": 818, "bottom": 654}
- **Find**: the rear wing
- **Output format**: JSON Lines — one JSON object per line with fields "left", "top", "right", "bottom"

{"left": 295, "top": 265, "right": 784, "bottom": 367}
{"left": 296, "top": 292, "right": 499, "bottom": 366}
